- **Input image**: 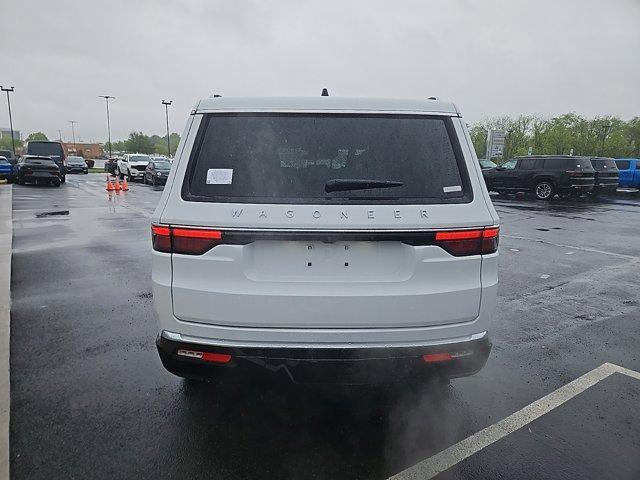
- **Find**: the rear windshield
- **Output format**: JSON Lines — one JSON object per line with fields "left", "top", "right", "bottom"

{"left": 0, "top": 159, "right": 9, "bottom": 165}
{"left": 26, "top": 142, "right": 64, "bottom": 159}
{"left": 182, "top": 113, "right": 471, "bottom": 204}
{"left": 590, "top": 158, "right": 617, "bottom": 169}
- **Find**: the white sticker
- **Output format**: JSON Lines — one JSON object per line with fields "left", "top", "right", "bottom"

{"left": 206, "top": 168, "right": 233, "bottom": 185}
{"left": 443, "top": 185, "right": 462, "bottom": 193}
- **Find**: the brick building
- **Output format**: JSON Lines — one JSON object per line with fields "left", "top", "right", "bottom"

{"left": 62, "top": 142, "right": 103, "bottom": 159}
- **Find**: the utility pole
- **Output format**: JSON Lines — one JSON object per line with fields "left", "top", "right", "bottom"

{"left": 0, "top": 86, "right": 16, "bottom": 156}
{"left": 161, "top": 100, "right": 172, "bottom": 157}
{"left": 69, "top": 120, "right": 77, "bottom": 153}
{"left": 58, "top": 129, "right": 63, "bottom": 141}
{"left": 99, "top": 95, "right": 115, "bottom": 158}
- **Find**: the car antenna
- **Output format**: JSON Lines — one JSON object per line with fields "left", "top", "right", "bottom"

{"left": 321, "top": 88, "right": 329, "bottom": 97}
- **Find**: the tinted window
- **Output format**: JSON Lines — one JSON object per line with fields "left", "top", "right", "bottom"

{"left": 129, "top": 155, "right": 151, "bottom": 163}
{"left": 590, "top": 158, "right": 617, "bottom": 169}
{"left": 154, "top": 161, "right": 171, "bottom": 169}
{"left": 518, "top": 159, "right": 536, "bottom": 170}
{"left": 26, "top": 142, "right": 64, "bottom": 159}
{"left": 0, "top": 159, "right": 9, "bottom": 165}
{"left": 501, "top": 160, "right": 517, "bottom": 170}
{"left": 183, "top": 113, "right": 471, "bottom": 204}
{"left": 615, "top": 160, "right": 631, "bottom": 170}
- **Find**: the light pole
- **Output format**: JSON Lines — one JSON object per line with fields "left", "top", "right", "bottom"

{"left": 58, "top": 129, "right": 63, "bottom": 141}
{"left": 161, "top": 100, "right": 172, "bottom": 157}
{"left": 99, "top": 95, "right": 115, "bottom": 158}
{"left": 69, "top": 120, "right": 77, "bottom": 154}
{"left": 0, "top": 86, "right": 16, "bottom": 156}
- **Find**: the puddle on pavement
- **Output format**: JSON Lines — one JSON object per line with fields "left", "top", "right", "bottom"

{"left": 36, "top": 210, "right": 70, "bottom": 218}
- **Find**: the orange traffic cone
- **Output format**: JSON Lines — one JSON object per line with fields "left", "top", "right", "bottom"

{"left": 121, "top": 177, "right": 129, "bottom": 191}
{"left": 114, "top": 177, "right": 121, "bottom": 191}
{"left": 106, "top": 176, "right": 115, "bottom": 191}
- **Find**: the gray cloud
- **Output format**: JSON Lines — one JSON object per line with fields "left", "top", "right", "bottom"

{"left": 1, "top": 0, "right": 638, "bottom": 142}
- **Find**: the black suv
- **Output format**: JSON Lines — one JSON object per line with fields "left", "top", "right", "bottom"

{"left": 483, "top": 156, "right": 595, "bottom": 200}
{"left": 589, "top": 157, "right": 619, "bottom": 194}
{"left": 24, "top": 141, "right": 67, "bottom": 183}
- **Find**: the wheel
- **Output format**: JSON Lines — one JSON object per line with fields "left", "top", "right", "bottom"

{"left": 61, "top": 175, "right": 66, "bottom": 183}
{"left": 534, "top": 181, "right": 555, "bottom": 200}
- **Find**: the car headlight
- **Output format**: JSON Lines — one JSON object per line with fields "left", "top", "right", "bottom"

{"left": 156, "top": 172, "right": 162, "bottom": 176}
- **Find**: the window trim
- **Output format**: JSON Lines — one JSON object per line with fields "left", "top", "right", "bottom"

{"left": 180, "top": 112, "right": 473, "bottom": 205}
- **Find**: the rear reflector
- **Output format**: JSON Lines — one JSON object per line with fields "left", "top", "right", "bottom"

{"left": 177, "top": 349, "right": 232, "bottom": 364}
{"left": 423, "top": 352, "right": 453, "bottom": 363}
{"left": 152, "top": 225, "right": 223, "bottom": 255}
{"left": 434, "top": 226, "right": 499, "bottom": 256}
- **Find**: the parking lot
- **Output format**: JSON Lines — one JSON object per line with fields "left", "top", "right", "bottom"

{"left": 7, "top": 174, "right": 640, "bottom": 479}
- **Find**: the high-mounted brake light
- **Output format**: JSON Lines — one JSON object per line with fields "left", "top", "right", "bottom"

{"left": 434, "top": 227, "right": 499, "bottom": 256}
{"left": 152, "top": 225, "right": 224, "bottom": 255}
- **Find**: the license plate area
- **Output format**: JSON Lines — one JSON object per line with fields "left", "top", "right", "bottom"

{"left": 243, "top": 240, "right": 414, "bottom": 282}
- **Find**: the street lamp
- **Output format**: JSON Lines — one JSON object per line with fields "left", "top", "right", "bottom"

{"left": 161, "top": 100, "right": 172, "bottom": 157}
{"left": 0, "top": 86, "right": 16, "bottom": 156}
{"left": 69, "top": 120, "right": 77, "bottom": 153}
{"left": 99, "top": 95, "right": 115, "bottom": 158}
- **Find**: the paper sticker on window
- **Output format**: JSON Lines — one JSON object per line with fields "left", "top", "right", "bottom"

{"left": 443, "top": 185, "right": 462, "bottom": 193}
{"left": 206, "top": 168, "right": 233, "bottom": 185}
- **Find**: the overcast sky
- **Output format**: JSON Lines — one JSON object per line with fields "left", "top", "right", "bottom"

{"left": 1, "top": 0, "right": 639, "bottom": 143}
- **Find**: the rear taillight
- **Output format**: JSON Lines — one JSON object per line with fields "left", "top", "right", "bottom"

{"left": 177, "top": 349, "right": 231, "bottom": 364}
{"left": 152, "top": 225, "right": 223, "bottom": 255}
{"left": 434, "top": 227, "right": 499, "bottom": 256}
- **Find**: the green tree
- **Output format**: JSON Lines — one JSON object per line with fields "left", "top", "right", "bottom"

{"left": 26, "top": 132, "right": 48, "bottom": 141}
{"left": 0, "top": 136, "right": 23, "bottom": 152}
{"left": 125, "top": 132, "right": 155, "bottom": 154}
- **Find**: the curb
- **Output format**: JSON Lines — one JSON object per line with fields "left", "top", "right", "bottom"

{"left": 0, "top": 184, "right": 12, "bottom": 480}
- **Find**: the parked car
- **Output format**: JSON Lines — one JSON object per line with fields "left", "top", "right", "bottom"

{"left": 588, "top": 157, "right": 619, "bottom": 194}
{"left": 0, "top": 157, "right": 13, "bottom": 182}
{"left": 14, "top": 155, "right": 61, "bottom": 187}
{"left": 150, "top": 155, "right": 171, "bottom": 163}
{"left": 0, "top": 150, "right": 16, "bottom": 166}
{"left": 117, "top": 154, "right": 151, "bottom": 182}
{"left": 615, "top": 159, "right": 640, "bottom": 189}
{"left": 479, "top": 159, "right": 497, "bottom": 170}
{"left": 66, "top": 155, "right": 89, "bottom": 174}
{"left": 151, "top": 96, "right": 499, "bottom": 385}
{"left": 144, "top": 159, "right": 171, "bottom": 186}
{"left": 24, "top": 140, "right": 67, "bottom": 183}
{"left": 483, "top": 155, "right": 595, "bottom": 200}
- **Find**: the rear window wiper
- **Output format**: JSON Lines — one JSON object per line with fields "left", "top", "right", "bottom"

{"left": 325, "top": 178, "right": 403, "bottom": 193}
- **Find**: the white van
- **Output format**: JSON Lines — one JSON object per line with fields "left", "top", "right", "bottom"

{"left": 151, "top": 96, "right": 499, "bottom": 385}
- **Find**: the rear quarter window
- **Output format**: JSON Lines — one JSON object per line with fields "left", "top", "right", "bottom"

{"left": 615, "top": 160, "right": 631, "bottom": 170}
{"left": 182, "top": 113, "right": 472, "bottom": 204}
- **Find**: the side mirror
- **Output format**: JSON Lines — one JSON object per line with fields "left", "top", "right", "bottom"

{"left": 495, "top": 166, "right": 505, "bottom": 171}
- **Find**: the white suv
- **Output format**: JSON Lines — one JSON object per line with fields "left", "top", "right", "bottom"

{"left": 117, "top": 154, "right": 151, "bottom": 182}
{"left": 151, "top": 96, "right": 499, "bottom": 385}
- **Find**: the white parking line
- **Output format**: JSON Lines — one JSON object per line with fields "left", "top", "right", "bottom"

{"left": 388, "top": 362, "right": 640, "bottom": 480}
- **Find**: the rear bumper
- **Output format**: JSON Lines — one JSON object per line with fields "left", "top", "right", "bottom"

{"left": 156, "top": 330, "right": 491, "bottom": 384}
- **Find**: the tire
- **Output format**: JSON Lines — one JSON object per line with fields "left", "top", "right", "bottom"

{"left": 534, "top": 180, "right": 555, "bottom": 200}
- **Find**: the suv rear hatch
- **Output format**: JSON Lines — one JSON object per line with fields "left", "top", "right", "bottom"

{"left": 163, "top": 113, "right": 494, "bottom": 330}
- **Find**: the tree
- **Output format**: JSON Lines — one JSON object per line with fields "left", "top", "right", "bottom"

{"left": 26, "top": 132, "right": 48, "bottom": 141}
{"left": 125, "top": 132, "right": 155, "bottom": 154}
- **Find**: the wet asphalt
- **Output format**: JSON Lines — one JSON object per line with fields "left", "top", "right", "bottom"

{"left": 9, "top": 174, "right": 640, "bottom": 479}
